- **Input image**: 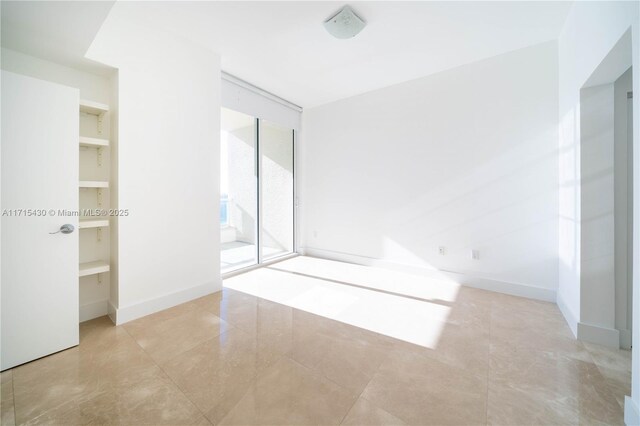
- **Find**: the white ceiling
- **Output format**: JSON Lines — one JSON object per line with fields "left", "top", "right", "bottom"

{"left": 1, "top": 1, "right": 116, "bottom": 75}
{"left": 1, "top": 1, "right": 573, "bottom": 107}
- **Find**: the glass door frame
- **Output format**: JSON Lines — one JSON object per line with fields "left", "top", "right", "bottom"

{"left": 221, "top": 114, "right": 297, "bottom": 277}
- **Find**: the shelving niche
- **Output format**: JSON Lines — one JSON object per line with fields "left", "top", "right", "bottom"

{"left": 79, "top": 99, "right": 111, "bottom": 311}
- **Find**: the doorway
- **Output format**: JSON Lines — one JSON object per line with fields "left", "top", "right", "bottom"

{"left": 220, "top": 107, "right": 295, "bottom": 273}
{"left": 578, "top": 29, "right": 633, "bottom": 349}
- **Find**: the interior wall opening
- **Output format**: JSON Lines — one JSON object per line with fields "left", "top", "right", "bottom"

{"left": 578, "top": 28, "right": 633, "bottom": 349}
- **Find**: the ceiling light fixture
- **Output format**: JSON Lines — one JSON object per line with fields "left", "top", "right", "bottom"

{"left": 324, "top": 5, "right": 366, "bottom": 39}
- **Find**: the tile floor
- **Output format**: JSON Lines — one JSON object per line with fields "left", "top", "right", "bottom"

{"left": 0, "top": 258, "right": 631, "bottom": 425}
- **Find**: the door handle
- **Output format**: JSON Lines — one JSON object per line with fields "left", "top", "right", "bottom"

{"left": 50, "top": 224, "right": 74, "bottom": 234}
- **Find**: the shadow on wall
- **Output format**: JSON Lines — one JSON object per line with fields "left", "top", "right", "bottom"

{"left": 379, "top": 135, "right": 560, "bottom": 281}
{"left": 303, "top": 41, "right": 560, "bottom": 293}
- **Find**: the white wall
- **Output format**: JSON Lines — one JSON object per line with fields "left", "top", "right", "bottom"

{"left": 85, "top": 5, "right": 222, "bottom": 323}
{"left": 555, "top": 1, "right": 639, "bottom": 422}
{"left": 300, "top": 41, "right": 559, "bottom": 300}
{"left": 1, "top": 48, "right": 114, "bottom": 321}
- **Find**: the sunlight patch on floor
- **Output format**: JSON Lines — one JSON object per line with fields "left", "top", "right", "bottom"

{"left": 224, "top": 256, "right": 460, "bottom": 348}
{"left": 270, "top": 256, "right": 461, "bottom": 302}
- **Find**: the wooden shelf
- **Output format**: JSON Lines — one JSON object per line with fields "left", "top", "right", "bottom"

{"left": 80, "top": 100, "right": 109, "bottom": 115}
{"left": 80, "top": 136, "right": 109, "bottom": 148}
{"left": 79, "top": 181, "right": 108, "bottom": 188}
{"left": 79, "top": 218, "right": 109, "bottom": 229}
{"left": 79, "top": 260, "right": 110, "bottom": 277}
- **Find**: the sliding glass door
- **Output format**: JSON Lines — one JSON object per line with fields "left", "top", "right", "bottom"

{"left": 220, "top": 108, "right": 258, "bottom": 271}
{"left": 220, "top": 108, "right": 294, "bottom": 273}
{"left": 260, "top": 119, "right": 294, "bottom": 261}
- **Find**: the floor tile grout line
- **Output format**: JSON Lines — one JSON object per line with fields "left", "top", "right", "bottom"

{"left": 339, "top": 361, "right": 388, "bottom": 425}
{"left": 220, "top": 324, "right": 293, "bottom": 425}
{"left": 584, "top": 346, "right": 628, "bottom": 411}
{"left": 358, "top": 393, "right": 413, "bottom": 426}
{"left": 154, "top": 356, "right": 207, "bottom": 420}
{"left": 163, "top": 324, "right": 272, "bottom": 424}
{"left": 276, "top": 335, "right": 406, "bottom": 426}
{"left": 122, "top": 290, "right": 272, "bottom": 424}
{"left": 118, "top": 321, "right": 208, "bottom": 420}
{"left": 280, "top": 335, "right": 386, "bottom": 399}
{"left": 217, "top": 351, "right": 295, "bottom": 424}
{"left": 11, "top": 373, "right": 16, "bottom": 426}
{"left": 118, "top": 303, "right": 259, "bottom": 425}
{"left": 337, "top": 373, "right": 377, "bottom": 425}
{"left": 120, "top": 297, "right": 232, "bottom": 368}
{"left": 217, "top": 356, "right": 270, "bottom": 425}
{"left": 277, "top": 355, "right": 368, "bottom": 425}
{"left": 485, "top": 302, "right": 493, "bottom": 426}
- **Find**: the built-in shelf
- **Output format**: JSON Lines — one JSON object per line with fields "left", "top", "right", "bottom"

{"left": 79, "top": 218, "right": 109, "bottom": 229}
{"left": 79, "top": 100, "right": 109, "bottom": 115}
{"left": 80, "top": 136, "right": 109, "bottom": 148}
{"left": 79, "top": 260, "right": 110, "bottom": 277}
{"left": 79, "top": 180, "right": 109, "bottom": 188}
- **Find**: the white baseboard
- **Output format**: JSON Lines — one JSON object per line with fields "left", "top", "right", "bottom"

{"left": 625, "top": 396, "right": 640, "bottom": 426}
{"left": 620, "top": 329, "right": 632, "bottom": 349}
{"left": 79, "top": 300, "right": 108, "bottom": 322}
{"left": 301, "top": 247, "right": 556, "bottom": 302}
{"left": 111, "top": 279, "right": 222, "bottom": 325}
{"left": 556, "top": 293, "right": 578, "bottom": 337}
{"left": 555, "top": 292, "right": 626, "bottom": 348}
{"left": 577, "top": 322, "right": 620, "bottom": 348}
{"left": 107, "top": 300, "right": 117, "bottom": 325}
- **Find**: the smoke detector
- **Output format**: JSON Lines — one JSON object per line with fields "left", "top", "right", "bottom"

{"left": 324, "top": 6, "right": 366, "bottom": 39}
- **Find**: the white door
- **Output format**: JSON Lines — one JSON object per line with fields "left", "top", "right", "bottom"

{"left": 1, "top": 71, "right": 79, "bottom": 370}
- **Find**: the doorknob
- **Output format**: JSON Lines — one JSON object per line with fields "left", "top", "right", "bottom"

{"left": 50, "top": 224, "right": 74, "bottom": 234}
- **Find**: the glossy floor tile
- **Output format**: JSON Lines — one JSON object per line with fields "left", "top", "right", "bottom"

{"left": 1, "top": 371, "right": 15, "bottom": 426}
{"left": 0, "top": 256, "right": 631, "bottom": 425}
